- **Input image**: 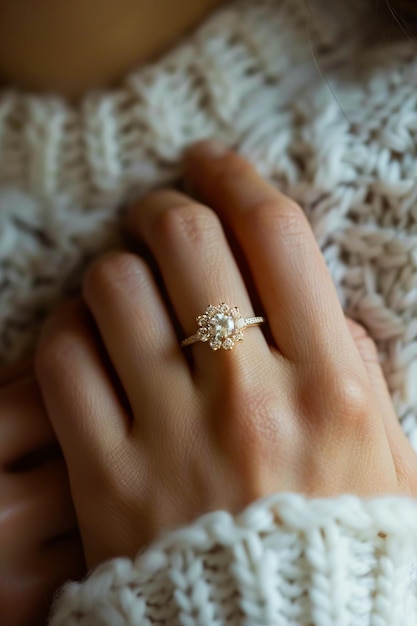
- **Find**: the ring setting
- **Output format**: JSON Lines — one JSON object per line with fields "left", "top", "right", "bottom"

{"left": 181, "top": 303, "right": 264, "bottom": 351}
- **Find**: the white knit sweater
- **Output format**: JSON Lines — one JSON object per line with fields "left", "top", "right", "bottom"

{"left": 50, "top": 495, "right": 417, "bottom": 626}
{"left": 2, "top": 0, "right": 417, "bottom": 623}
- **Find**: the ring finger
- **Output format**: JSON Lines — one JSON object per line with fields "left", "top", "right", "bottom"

{"left": 126, "top": 189, "right": 270, "bottom": 371}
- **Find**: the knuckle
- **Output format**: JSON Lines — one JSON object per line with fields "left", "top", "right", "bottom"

{"left": 84, "top": 251, "right": 147, "bottom": 299}
{"left": 347, "top": 319, "right": 379, "bottom": 364}
{"left": 151, "top": 202, "right": 221, "bottom": 250}
{"left": 209, "top": 153, "right": 254, "bottom": 188}
{"left": 328, "top": 375, "right": 372, "bottom": 423}
{"left": 35, "top": 296, "right": 88, "bottom": 384}
{"left": 35, "top": 324, "right": 76, "bottom": 378}
{"left": 242, "top": 197, "right": 307, "bottom": 241}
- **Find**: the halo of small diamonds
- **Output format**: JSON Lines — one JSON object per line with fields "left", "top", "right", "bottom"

{"left": 196, "top": 303, "right": 245, "bottom": 351}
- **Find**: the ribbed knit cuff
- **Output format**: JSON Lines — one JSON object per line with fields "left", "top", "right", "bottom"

{"left": 49, "top": 494, "right": 417, "bottom": 626}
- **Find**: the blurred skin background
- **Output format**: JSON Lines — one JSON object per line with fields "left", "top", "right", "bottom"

{"left": 0, "top": 0, "right": 414, "bottom": 100}
{"left": 0, "top": 0, "right": 224, "bottom": 100}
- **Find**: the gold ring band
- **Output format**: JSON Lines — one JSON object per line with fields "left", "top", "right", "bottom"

{"left": 181, "top": 303, "right": 265, "bottom": 351}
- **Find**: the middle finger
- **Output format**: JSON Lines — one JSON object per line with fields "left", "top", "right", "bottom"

{"left": 184, "top": 143, "right": 360, "bottom": 371}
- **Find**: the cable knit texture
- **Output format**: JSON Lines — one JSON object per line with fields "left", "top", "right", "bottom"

{"left": 50, "top": 494, "right": 417, "bottom": 626}
{"left": 2, "top": 0, "right": 417, "bottom": 438}
{"left": 2, "top": 1, "right": 417, "bottom": 446}
{"left": 2, "top": 1, "right": 417, "bottom": 622}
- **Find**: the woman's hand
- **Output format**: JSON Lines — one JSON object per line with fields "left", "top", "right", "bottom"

{"left": 35, "top": 141, "right": 417, "bottom": 570}
{"left": 0, "top": 372, "right": 85, "bottom": 626}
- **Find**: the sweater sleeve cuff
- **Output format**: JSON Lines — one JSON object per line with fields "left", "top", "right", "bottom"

{"left": 49, "top": 493, "right": 417, "bottom": 626}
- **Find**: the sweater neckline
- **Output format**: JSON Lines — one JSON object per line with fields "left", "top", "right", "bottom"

{"left": 0, "top": 0, "right": 385, "bottom": 209}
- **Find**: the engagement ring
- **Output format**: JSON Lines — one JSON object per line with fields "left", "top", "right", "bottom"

{"left": 181, "top": 303, "right": 264, "bottom": 351}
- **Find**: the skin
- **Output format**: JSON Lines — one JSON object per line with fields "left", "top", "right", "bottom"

{"left": 0, "top": 4, "right": 228, "bottom": 621}
{"left": 33, "top": 142, "right": 417, "bottom": 569}
{"left": 2, "top": 142, "right": 411, "bottom": 623}
{"left": 0, "top": 5, "right": 223, "bottom": 620}
{"left": 0, "top": 0, "right": 224, "bottom": 99}
{"left": 0, "top": 375, "right": 84, "bottom": 626}
{"left": 0, "top": 0, "right": 415, "bottom": 618}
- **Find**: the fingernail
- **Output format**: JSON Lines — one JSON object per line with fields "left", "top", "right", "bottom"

{"left": 186, "top": 139, "right": 229, "bottom": 160}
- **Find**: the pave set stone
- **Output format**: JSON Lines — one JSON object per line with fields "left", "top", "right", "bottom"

{"left": 197, "top": 303, "right": 245, "bottom": 351}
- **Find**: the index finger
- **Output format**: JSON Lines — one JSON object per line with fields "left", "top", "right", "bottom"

{"left": 184, "top": 141, "right": 359, "bottom": 371}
